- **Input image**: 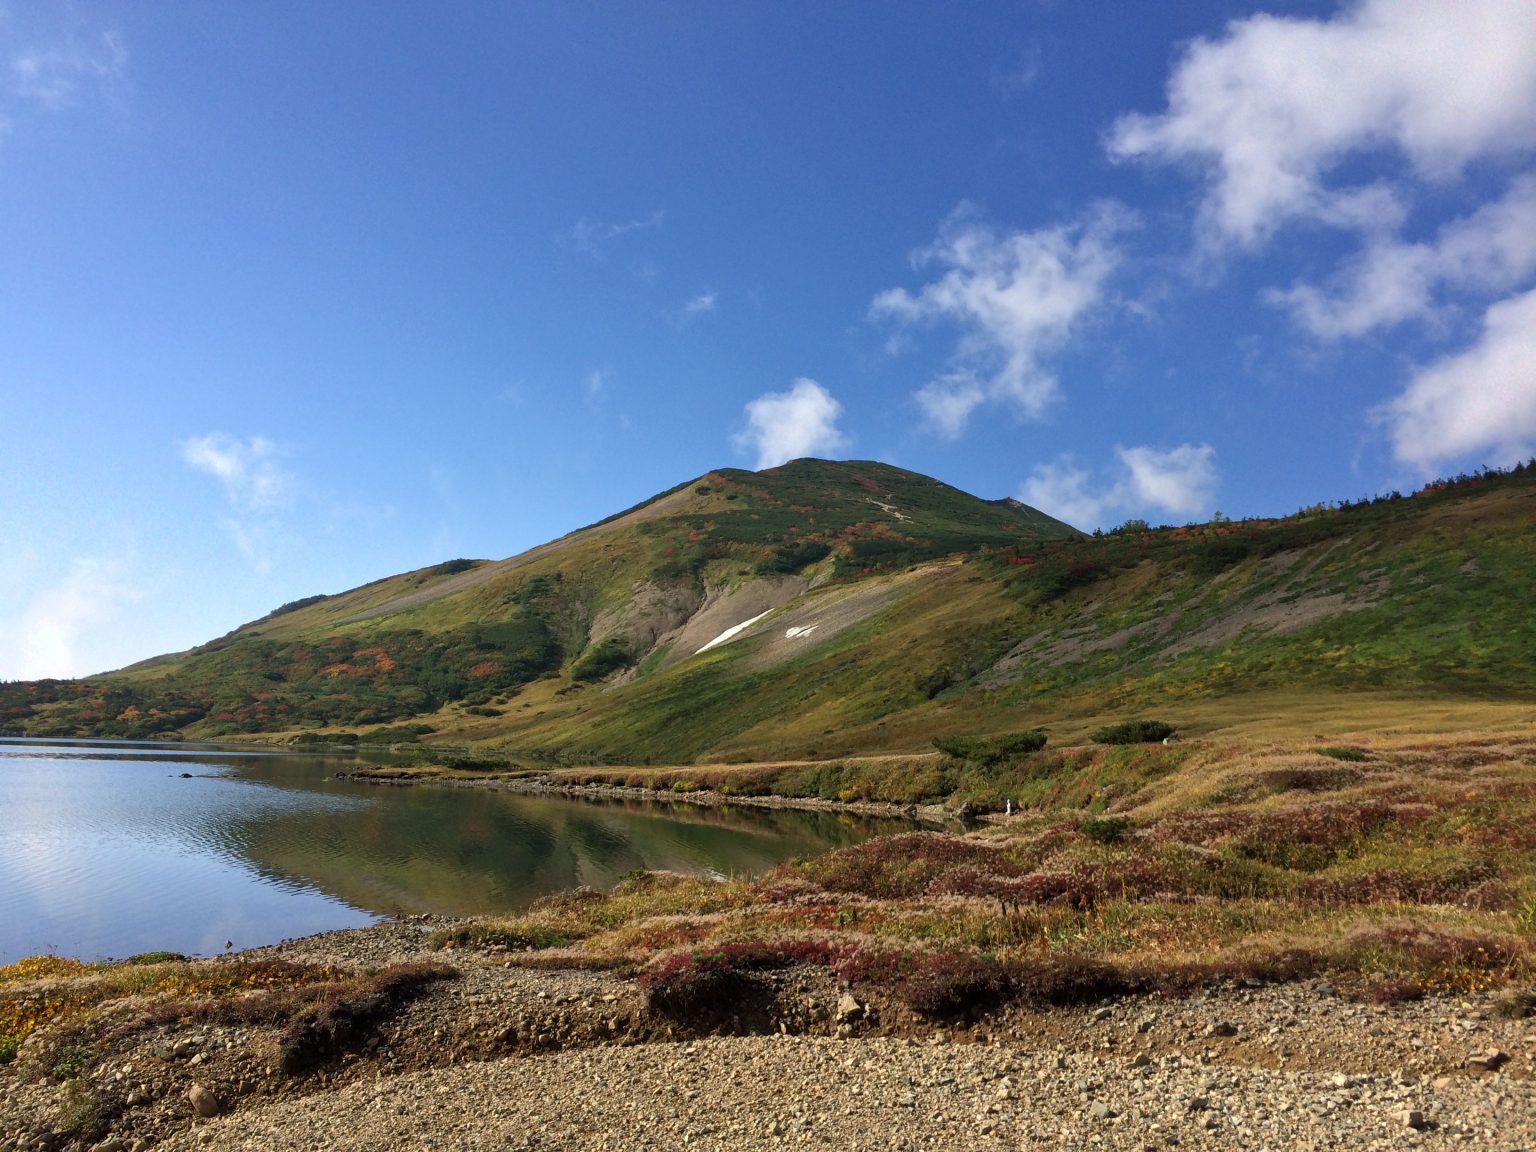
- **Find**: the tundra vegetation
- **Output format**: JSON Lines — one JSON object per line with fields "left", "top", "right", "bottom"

{"left": 420, "top": 729, "right": 1534, "bottom": 1017}
{"left": 7, "top": 730, "right": 1531, "bottom": 1101}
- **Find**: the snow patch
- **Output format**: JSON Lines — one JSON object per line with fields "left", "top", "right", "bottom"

{"left": 784, "top": 625, "right": 819, "bottom": 639}
{"left": 695, "top": 609, "right": 774, "bottom": 654}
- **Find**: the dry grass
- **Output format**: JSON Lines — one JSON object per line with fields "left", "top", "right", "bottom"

{"left": 434, "top": 730, "right": 1535, "bottom": 1017}
{"left": 0, "top": 957, "right": 454, "bottom": 1074}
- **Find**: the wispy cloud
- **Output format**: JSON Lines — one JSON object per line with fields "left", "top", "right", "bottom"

{"left": 989, "top": 40, "right": 1043, "bottom": 97}
{"left": 10, "top": 28, "right": 127, "bottom": 111}
{"left": 0, "top": 555, "right": 141, "bottom": 679}
{"left": 671, "top": 289, "right": 718, "bottom": 327}
{"left": 1022, "top": 443, "right": 1218, "bottom": 531}
{"left": 181, "top": 434, "right": 295, "bottom": 573}
{"left": 871, "top": 201, "right": 1134, "bottom": 438}
{"left": 734, "top": 378, "right": 849, "bottom": 470}
{"left": 566, "top": 209, "right": 665, "bottom": 258}
{"left": 181, "top": 434, "right": 291, "bottom": 513}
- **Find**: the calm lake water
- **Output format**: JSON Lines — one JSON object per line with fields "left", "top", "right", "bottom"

{"left": 0, "top": 739, "right": 904, "bottom": 965}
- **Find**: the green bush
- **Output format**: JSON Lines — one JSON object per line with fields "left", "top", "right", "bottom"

{"left": 358, "top": 723, "right": 435, "bottom": 744}
{"left": 123, "top": 951, "right": 186, "bottom": 965}
{"left": 1078, "top": 816, "right": 1133, "bottom": 844}
{"left": 915, "top": 665, "right": 960, "bottom": 700}
{"left": 755, "top": 540, "right": 831, "bottom": 576}
{"left": 932, "top": 730, "right": 1048, "bottom": 765}
{"left": 571, "top": 638, "right": 635, "bottom": 682}
{"left": 1090, "top": 720, "right": 1175, "bottom": 745}
{"left": 1316, "top": 746, "right": 1368, "bottom": 762}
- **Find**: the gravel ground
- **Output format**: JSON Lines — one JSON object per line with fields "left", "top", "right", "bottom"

{"left": 157, "top": 1033, "right": 1533, "bottom": 1152}
{"left": 4, "top": 924, "right": 1533, "bottom": 1152}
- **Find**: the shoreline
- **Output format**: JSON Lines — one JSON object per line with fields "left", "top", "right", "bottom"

{"left": 338, "top": 767, "right": 957, "bottom": 825}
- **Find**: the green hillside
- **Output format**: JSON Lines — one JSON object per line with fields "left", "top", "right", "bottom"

{"left": 0, "top": 459, "right": 1077, "bottom": 741}
{"left": 4, "top": 459, "right": 1533, "bottom": 755}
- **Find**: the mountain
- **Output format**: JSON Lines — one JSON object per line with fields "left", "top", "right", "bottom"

{"left": 5, "top": 458, "right": 1534, "bottom": 758}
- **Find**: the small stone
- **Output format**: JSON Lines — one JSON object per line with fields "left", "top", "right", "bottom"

{"left": 1089, "top": 1102, "right": 1117, "bottom": 1120}
{"left": 91, "top": 1141, "right": 128, "bottom": 1152}
{"left": 835, "top": 994, "right": 863, "bottom": 1023}
{"left": 1466, "top": 1050, "right": 1508, "bottom": 1072}
{"left": 1206, "top": 1022, "right": 1238, "bottom": 1038}
{"left": 1092, "top": 1007, "right": 1113, "bottom": 1022}
{"left": 1396, "top": 1108, "right": 1427, "bottom": 1131}
{"left": 1187, "top": 1097, "right": 1209, "bottom": 1113}
{"left": 187, "top": 1083, "right": 222, "bottom": 1118}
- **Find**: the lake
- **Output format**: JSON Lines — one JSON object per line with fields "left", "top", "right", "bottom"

{"left": 0, "top": 738, "right": 905, "bottom": 965}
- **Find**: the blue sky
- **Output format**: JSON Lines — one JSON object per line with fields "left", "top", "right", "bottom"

{"left": 3, "top": 1, "right": 1534, "bottom": 679}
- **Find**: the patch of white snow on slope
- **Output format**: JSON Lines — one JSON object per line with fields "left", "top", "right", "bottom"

{"left": 695, "top": 609, "right": 775, "bottom": 655}
{"left": 784, "top": 625, "right": 819, "bottom": 639}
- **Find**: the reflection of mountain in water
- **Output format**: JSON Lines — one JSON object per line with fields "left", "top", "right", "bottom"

{"left": 217, "top": 756, "right": 903, "bottom": 918}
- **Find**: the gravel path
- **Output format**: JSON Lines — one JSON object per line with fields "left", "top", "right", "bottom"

{"left": 157, "top": 1033, "right": 1533, "bottom": 1151}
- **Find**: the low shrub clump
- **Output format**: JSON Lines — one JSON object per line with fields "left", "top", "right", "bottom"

{"left": 1091, "top": 720, "right": 1176, "bottom": 745}
{"left": 1316, "top": 746, "right": 1369, "bottom": 762}
{"left": 932, "top": 730, "right": 1048, "bottom": 764}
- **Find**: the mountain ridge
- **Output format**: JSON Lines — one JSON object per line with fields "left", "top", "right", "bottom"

{"left": 4, "top": 457, "right": 1534, "bottom": 756}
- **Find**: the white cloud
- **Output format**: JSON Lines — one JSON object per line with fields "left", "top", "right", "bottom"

{"left": 0, "top": 556, "right": 141, "bottom": 679}
{"left": 1019, "top": 458, "right": 1112, "bottom": 530}
{"left": 567, "top": 209, "right": 664, "bottom": 258}
{"left": 914, "top": 372, "right": 988, "bottom": 441}
{"left": 1108, "top": 0, "right": 1536, "bottom": 249}
{"left": 1379, "top": 287, "right": 1536, "bottom": 470}
{"left": 1271, "top": 175, "right": 1536, "bottom": 338}
{"left": 734, "top": 378, "right": 849, "bottom": 470}
{"left": 1022, "top": 443, "right": 1218, "bottom": 530}
{"left": 872, "top": 201, "right": 1133, "bottom": 438}
{"left": 181, "top": 433, "right": 290, "bottom": 513}
{"left": 1117, "top": 443, "right": 1218, "bottom": 515}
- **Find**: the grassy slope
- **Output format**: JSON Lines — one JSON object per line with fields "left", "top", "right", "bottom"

{"left": 3, "top": 461, "right": 1532, "bottom": 752}
{"left": 0, "top": 459, "right": 1076, "bottom": 741}
{"left": 463, "top": 468, "right": 1536, "bottom": 762}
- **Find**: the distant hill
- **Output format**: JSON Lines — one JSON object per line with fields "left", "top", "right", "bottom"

{"left": 4, "top": 458, "right": 1534, "bottom": 758}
